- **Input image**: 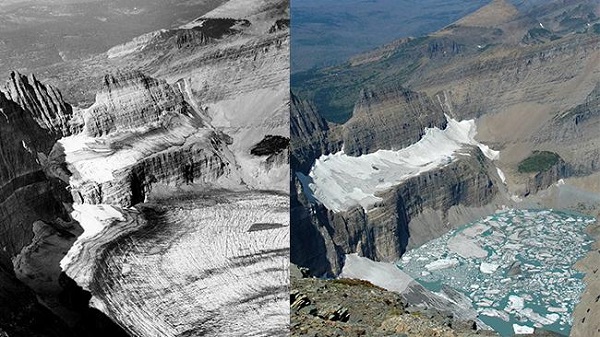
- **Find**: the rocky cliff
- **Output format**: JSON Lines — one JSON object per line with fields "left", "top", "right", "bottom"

{"left": 0, "top": 74, "right": 127, "bottom": 336}
{"left": 52, "top": 70, "right": 238, "bottom": 207}
{"left": 290, "top": 92, "right": 341, "bottom": 174}
{"left": 83, "top": 71, "right": 199, "bottom": 137}
{"left": 1, "top": 72, "right": 74, "bottom": 138}
{"left": 341, "top": 85, "right": 447, "bottom": 156}
{"left": 292, "top": 145, "right": 500, "bottom": 276}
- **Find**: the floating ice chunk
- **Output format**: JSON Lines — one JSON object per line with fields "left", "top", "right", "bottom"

{"left": 506, "top": 295, "right": 525, "bottom": 312}
{"left": 480, "top": 308, "right": 509, "bottom": 321}
{"left": 447, "top": 234, "right": 488, "bottom": 258}
{"left": 480, "top": 262, "right": 500, "bottom": 274}
{"left": 425, "top": 258, "right": 459, "bottom": 271}
{"left": 520, "top": 308, "right": 559, "bottom": 325}
{"left": 548, "top": 307, "right": 567, "bottom": 313}
{"left": 513, "top": 324, "right": 534, "bottom": 334}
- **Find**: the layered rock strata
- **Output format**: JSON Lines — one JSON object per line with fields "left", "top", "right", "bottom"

{"left": 1, "top": 71, "right": 74, "bottom": 137}
{"left": 342, "top": 85, "right": 447, "bottom": 156}
{"left": 292, "top": 145, "right": 499, "bottom": 276}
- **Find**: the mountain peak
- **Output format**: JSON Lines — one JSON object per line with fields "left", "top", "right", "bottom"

{"left": 454, "top": 0, "right": 519, "bottom": 28}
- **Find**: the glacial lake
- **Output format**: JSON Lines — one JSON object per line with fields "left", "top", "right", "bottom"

{"left": 397, "top": 209, "right": 596, "bottom": 336}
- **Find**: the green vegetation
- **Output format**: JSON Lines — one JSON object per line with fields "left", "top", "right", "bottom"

{"left": 517, "top": 151, "right": 561, "bottom": 173}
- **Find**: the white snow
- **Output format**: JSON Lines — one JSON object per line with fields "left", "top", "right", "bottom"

{"left": 479, "top": 262, "right": 500, "bottom": 274}
{"left": 340, "top": 254, "right": 414, "bottom": 293}
{"left": 507, "top": 295, "right": 525, "bottom": 311}
{"left": 58, "top": 134, "right": 140, "bottom": 183}
{"left": 496, "top": 167, "right": 506, "bottom": 184}
{"left": 425, "top": 258, "right": 459, "bottom": 271}
{"left": 60, "top": 204, "right": 126, "bottom": 270}
{"left": 513, "top": 324, "right": 534, "bottom": 334}
{"left": 308, "top": 116, "right": 499, "bottom": 211}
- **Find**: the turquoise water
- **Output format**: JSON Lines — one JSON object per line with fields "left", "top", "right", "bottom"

{"left": 397, "top": 209, "right": 595, "bottom": 336}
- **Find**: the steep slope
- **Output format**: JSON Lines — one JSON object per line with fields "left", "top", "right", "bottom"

{"left": 1, "top": 0, "right": 290, "bottom": 335}
{"left": 291, "top": 0, "right": 600, "bottom": 335}
{"left": 341, "top": 85, "right": 447, "bottom": 156}
{"left": 452, "top": 0, "right": 519, "bottom": 28}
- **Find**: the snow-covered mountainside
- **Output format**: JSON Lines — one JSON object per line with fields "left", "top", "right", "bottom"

{"left": 0, "top": 0, "right": 290, "bottom": 335}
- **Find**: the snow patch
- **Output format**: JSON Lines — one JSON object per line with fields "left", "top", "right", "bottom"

{"left": 340, "top": 254, "right": 414, "bottom": 293}
{"left": 60, "top": 204, "right": 126, "bottom": 270}
{"left": 496, "top": 167, "right": 506, "bottom": 184}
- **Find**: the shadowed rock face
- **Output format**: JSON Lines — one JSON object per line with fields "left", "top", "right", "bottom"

{"left": 250, "top": 135, "right": 289, "bottom": 156}
{"left": 290, "top": 92, "right": 341, "bottom": 174}
{"left": 1, "top": 71, "right": 74, "bottom": 138}
{"left": 0, "top": 75, "right": 128, "bottom": 336}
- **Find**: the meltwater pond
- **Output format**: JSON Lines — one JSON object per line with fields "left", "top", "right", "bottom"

{"left": 397, "top": 209, "right": 596, "bottom": 336}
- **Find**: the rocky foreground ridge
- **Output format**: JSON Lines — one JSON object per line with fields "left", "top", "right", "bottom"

{"left": 291, "top": 265, "right": 567, "bottom": 337}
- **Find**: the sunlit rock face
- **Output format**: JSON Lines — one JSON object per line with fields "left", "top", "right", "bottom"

{"left": 50, "top": 70, "right": 239, "bottom": 207}
{"left": 83, "top": 71, "right": 200, "bottom": 138}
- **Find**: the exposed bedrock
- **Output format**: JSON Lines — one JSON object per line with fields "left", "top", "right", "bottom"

{"left": 414, "top": 34, "right": 600, "bottom": 121}
{"left": 291, "top": 146, "right": 500, "bottom": 276}
{"left": 83, "top": 71, "right": 199, "bottom": 137}
{"left": 524, "top": 157, "right": 571, "bottom": 196}
{"left": 71, "top": 136, "right": 234, "bottom": 206}
{"left": 0, "top": 88, "right": 70, "bottom": 258}
{"left": 1, "top": 71, "right": 74, "bottom": 137}
{"left": 290, "top": 92, "right": 341, "bottom": 174}
{"left": 342, "top": 85, "right": 447, "bottom": 156}
{"left": 0, "top": 74, "right": 128, "bottom": 336}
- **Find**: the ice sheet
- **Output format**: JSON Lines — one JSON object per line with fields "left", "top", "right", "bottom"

{"left": 308, "top": 116, "right": 499, "bottom": 212}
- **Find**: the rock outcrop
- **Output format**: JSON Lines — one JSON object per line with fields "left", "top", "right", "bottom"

{"left": 291, "top": 267, "right": 498, "bottom": 337}
{"left": 1, "top": 71, "right": 74, "bottom": 137}
{"left": 292, "top": 146, "right": 500, "bottom": 276}
{"left": 290, "top": 92, "right": 341, "bottom": 174}
{"left": 0, "top": 74, "right": 127, "bottom": 336}
{"left": 83, "top": 71, "right": 200, "bottom": 137}
{"left": 342, "top": 85, "right": 447, "bottom": 156}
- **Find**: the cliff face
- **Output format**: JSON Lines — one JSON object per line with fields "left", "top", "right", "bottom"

{"left": 0, "top": 90, "right": 69, "bottom": 257}
{"left": 290, "top": 92, "right": 341, "bottom": 174}
{"left": 341, "top": 85, "right": 447, "bottom": 156}
{"left": 1, "top": 72, "right": 74, "bottom": 138}
{"left": 48, "top": 70, "right": 238, "bottom": 207}
{"left": 292, "top": 146, "right": 499, "bottom": 276}
{"left": 83, "top": 71, "right": 199, "bottom": 137}
{"left": 0, "top": 78, "right": 82, "bottom": 336}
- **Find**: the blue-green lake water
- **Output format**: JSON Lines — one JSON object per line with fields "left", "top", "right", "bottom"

{"left": 397, "top": 209, "right": 596, "bottom": 336}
